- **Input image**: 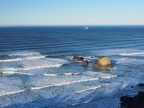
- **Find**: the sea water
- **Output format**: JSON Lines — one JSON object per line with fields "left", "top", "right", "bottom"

{"left": 0, "top": 26, "right": 144, "bottom": 108}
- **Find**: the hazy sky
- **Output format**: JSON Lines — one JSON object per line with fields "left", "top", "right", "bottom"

{"left": 0, "top": 0, "right": 144, "bottom": 26}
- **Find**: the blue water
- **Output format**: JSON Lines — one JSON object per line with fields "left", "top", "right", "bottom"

{"left": 0, "top": 26, "right": 144, "bottom": 108}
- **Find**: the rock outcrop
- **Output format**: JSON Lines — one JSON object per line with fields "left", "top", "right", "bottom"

{"left": 93, "top": 57, "right": 113, "bottom": 69}
{"left": 82, "top": 60, "right": 88, "bottom": 66}
{"left": 138, "top": 83, "right": 144, "bottom": 87}
{"left": 72, "top": 56, "right": 84, "bottom": 62}
{"left": 120, "top": 91, "right": 144, "bottom": 108}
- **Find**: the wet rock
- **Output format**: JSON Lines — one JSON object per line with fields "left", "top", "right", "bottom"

{"left": 138, "top": 83, "right": 144, "bottom": 87}
{"left": 72, "top": 56, "right": 84, "bottom": 62}
{"left": 138, "top": 91, "right": 144, "bottom": 98}
{"left": 131, "top": 85, "right": 134, "bottom": 88}
{"left": 120, "top": 91, "right": 144, "bottom": 108}
{"left": 93, "top": 57, "right": 113, "bottom": 69}
{"left": 82, "top": 60, "right": 88, "bottom": 66}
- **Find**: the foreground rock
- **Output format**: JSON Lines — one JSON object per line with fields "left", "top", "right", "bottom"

{"left": 93, "top": 57, "right": 113, "bottom": 69}
{"left": 81, "top": 60, "right": 88, "bottom": 66}
{"left": 138, "top": 83, "right": 144, "bottom": 87}
{"left": 120, "top": 91, "right": 144, "bottom": 108}
{"left": 72, "top": 56, "right": 84, "bottom": 62}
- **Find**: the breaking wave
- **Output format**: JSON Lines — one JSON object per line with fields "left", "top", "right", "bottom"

{"left": 1, "top": 71, "right": 34, "bottom": 75}
{"left": 31, "top": 78, "right": 100, "bottom": 90}
{"left": 0, "top": 90, "right": 25, "bottom": 97}
{"left": 0, "top": 56, "right": 45, "bottom": 63}
{"left": 76, "top": 86, "right": 101, "bottom": 93}
{"left": 120, "top": 52, "right": 144, "bottom": 56}
{"left": 8, "top": 51, "right": 42, "bottom": 57}
{"left": 44, "top": 72, "right": 80, "bottom": 76}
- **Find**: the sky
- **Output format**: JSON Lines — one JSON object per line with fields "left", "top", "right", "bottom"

{"left": 0, "top": 0, "right": 144, "bottom": 26}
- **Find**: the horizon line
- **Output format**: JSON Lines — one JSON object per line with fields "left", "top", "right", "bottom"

{"left": 0, "top": 24, "right": 144, "bottom": 27}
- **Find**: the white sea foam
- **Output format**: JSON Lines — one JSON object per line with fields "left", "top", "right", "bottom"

{"left": 1, "top": 64, "right": 63, "bottom": 72}
{"left": 83, "top": 100, "right": 91, "bottom": 104}
{"left": 116, "top": 58, "right": 144, "bottom": 64}
{"left": 76, "top": 86, "right": 101, "bottom": 93}
{"left": 43, "top": 74, "right": 58, "bottom": 76}
{"left": 101, "top": 75, "right": 117, "bottom": 79}
{"left": 1, "top": 71, "right": 34, "bottom": 75}
{"left": 31, "top": 78, "right": 99, "bottom": 90}
{"left": 91, "top": 49, "right": 129, "bottom": 56}
{"left": 0, "top": 90, "right": 25, "bottom": 97}
{"left": 0, "top": 56, "right": 45, "bottom": 63}
{"left": 44, "top": 72, "right": 80, "bottom": 76}
{"left": 1, "top": 68, "right": 18, "bottom": 71}
{"left": 83, "top": 56, "right": 97, "bottom": 61}
{"left": 9, "top": 51, "right": 41, "bottom": 57}
{"left": 0, "top": 51, "right": 45, "bottom": 63}
{"left": 91, "top": 49, "right": 144, "bottom": 57}
{"left": 20, "top": 58, "right": 68, "bottom": 70}
{"left": 0, "top": 77, "right": 24, "bottom": 98}
{"left": 19, "top": 64, "right": 62, "bottom": 71}
{"left": 83, "top": 71, "right": 118, "bottom": 79}
{"left": 0, "top": 58, "right": 22, "bottom": 62}
{"left": 24, "top": 56, "right": 45, "bottom": 60}
{"left": 76, "top": 84, "right": 110, "bottom": 94}
{"left": 120, "top": 52, "right": 144, "bottom": 56}
{"left": 63, "top": 73, "right": 80, "bottom": 75}
{"left": 44, "top": 73, "right": 117, "bottom": 79}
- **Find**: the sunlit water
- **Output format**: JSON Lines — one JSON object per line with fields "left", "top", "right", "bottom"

{"left": 0, "top": 26, "right": 144, "bottom": 108}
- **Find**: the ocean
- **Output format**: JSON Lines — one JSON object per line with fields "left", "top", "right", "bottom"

{"left": 0, "top": 26, "right": 144, "bottom": 108}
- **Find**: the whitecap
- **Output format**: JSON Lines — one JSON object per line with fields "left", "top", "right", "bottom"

{"left": 0, "top": 58, "right": 22, "bottom": 63}
{"left": 1, "top": 57, "right": 68, "bottom": 72}
{"left": 0, "top": 77, "right": 24, "bottom": 98}
{"left": 43, "top": 74, "right": 58, "bottom": 76}
{"left": 1, "top": 68, "right": 18, "bottom": 71}
{"left": 116, "top": 58, "right": 144, "bottom": 64}
{"left": 0, "top": 90, "right": 25, "bottom": 97}
{"left": 0, "top": 56, "right": 45, "bottom": 63}
{"left": 31, "top": 78, "right": 99, "bottom": 90}
{"left": 19, "top": 64, "right": 62, "bottom": 71}
{"left": 62, "top": 72, "right": 80, "bottom": 76}
{"left": 76, "top": 86, "right": 101, "bottom": 93}
{"left": 1, "top": 71, "right": 34, "bottom": 75}
{"left": 120, "top": 52, "right": 144, "bottom": 56}
{"left": 101, "top": 75, "right": 118, "bottom": 79}
{"left": 23, "top": 56, "right": 45, "bottom": 60}
{"left": 0, "top": 64, "right": 62, "bottom": 72}
{"left": 83, "top": 71, "right": 118, "bottom": 79}
{"left": 91, "top": 49, "right": 131, "bottom": 56}
{"left": 83, "top": 56, "right": 97, "bottom": 61}
{"left": 75, "top": 84, "right": 110, "bottom": 94}
{"left": 8, "top": 51, "right": 41, "bottom": 57}
{"left": 44, "top": 72, "right": 80, "bottom": 76}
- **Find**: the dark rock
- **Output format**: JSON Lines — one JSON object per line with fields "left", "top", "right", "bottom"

{"left": 120, "top": 91, "right": 144, "bottom": 108}
{"left": 93, "top": 57, "right": 113, "bottom": 69}
{"left": 72, "top": 56, "right": 84, "bottom": 62}
{"left": 82, "top": 60, "right": 88, "bottom": 66}
{"left": 138, "top": 91, "right": 144, "bottom": 98}
{"left": 131, "top": 85, "right": 134, "bottom": 88}
{"left": 138, "top": 83, "right": 144, "bottom": 87}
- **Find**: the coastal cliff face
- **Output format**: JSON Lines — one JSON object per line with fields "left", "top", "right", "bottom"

{"left": 93, "top": 57, "right": 113, "bottom": 69}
